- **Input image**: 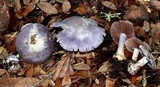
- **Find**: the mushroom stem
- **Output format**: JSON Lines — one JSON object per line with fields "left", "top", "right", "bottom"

{"left": 113, "top": 33, "right": 127, "bottom": 60}
{"left": 128, "top": 56, "right": 148, "bottom": 75}
{"left": 131, "top": 48, "right": 139, "bottom": 61}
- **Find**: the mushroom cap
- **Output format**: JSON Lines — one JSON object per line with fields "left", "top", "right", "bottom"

{"left": 125, "top": 37, "right": 151, "bottom": 52}
{"left": 123, "top": 4, "right": 149, "bottom": 21}
{"left": 51, "top": 16, "right": 106, "bottom": 52}
{"left": 110, "top": 20, "right": 135, "bottom": 44}
{"left": 16, "top": 23, "right": 54, "bottom": 64}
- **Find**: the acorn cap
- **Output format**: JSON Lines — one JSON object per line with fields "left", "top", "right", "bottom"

{"left": 125, "top": 37, "right": 151, "bottom": 52}
{"left": 51, "top": 16, "right": 106, "bottom": 52}
{"left": 16, "top": 23, "right": 54, "bottom": 64}
{"left": 110, "top": 20, "right": 135, "bottom": 44}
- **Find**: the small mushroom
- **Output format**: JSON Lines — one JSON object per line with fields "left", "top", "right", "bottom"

{"left": 16, "top": 23, "right": 54, "bottom": 64}
{"left": 128, "top": 56, "right": 148, "bottom": 75}
{"left": 125, "top": 37, "right": 151, "bottom": 52}
{"left": 123, "top": 4, "right": 149, "bottom": 22}
{"left": 110, "top": 21, "right": 135, "bottom": 60}
{"left": 51, "top": 16, "right": 106, "bottom": 52}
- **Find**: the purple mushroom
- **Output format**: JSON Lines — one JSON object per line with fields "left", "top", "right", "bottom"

{"left": 50, "top": 16, "right": 106, "bottom": 52}
{"left": 16, "top": 23, "right": 54, "bottom": 64}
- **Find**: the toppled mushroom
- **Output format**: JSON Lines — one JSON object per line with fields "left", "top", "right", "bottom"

{"left": 128, "top": 56, "right": 148, "bottom": 75}
{"left": 50, "top": 16, "right": 106, "bottom": 52}
{"left": 16, "top": 23, "right": 54, "bottom": 64}
{"left": 125, "top": 37, "right": 151, "bottom": 52}
{"left": 110, "top": 21, "right": 135, "bottom": 60}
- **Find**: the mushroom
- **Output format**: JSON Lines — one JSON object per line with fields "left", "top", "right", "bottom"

{"left": 128, "top": 56, "right": 148, "bottom": 75}
{"left": 123, "top": 4, "right": 149, "bottom": 22}
{"left": 110, "top": 20, "right": 135, "bottom": 60}
{"left": 50, "top": 16, "right": 106, "bottom": 52}
{"left": 125, "top": 37, "right": 151, "bottom": 52}
{"left": 16, "top": 23, "right": 54, "bottom": 64}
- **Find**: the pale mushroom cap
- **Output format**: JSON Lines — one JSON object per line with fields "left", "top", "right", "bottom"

{"left": 125, "top": 37, "right": 151, "bottom": 52}
{"left": 110, "top": 20, "right": 135, "bottom": 44}
{"left": 16, "top": 23, "right": 54, "bottom": 64}
{"left": 51, "top": 16, "right": 106, "bottom": 52}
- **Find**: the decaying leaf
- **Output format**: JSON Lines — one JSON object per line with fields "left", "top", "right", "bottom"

{"left": 15, "top": 2, "right": 36, "bottom": 19}
{"left": 52, "top": 54, "right": 71, "bottom": 81}
{"left": 73, "top": 62, "right": 90, "bottom": 70}
{"left": 105, "top": 78, "right": 116, "bottom": 87}
{"left": 15, "top": 77, "right": 39, "bottom": 87}
{"left": 73, "top": 3, "right": 88, "bottom": 15}
{"left": 62, "top": 0, "right": 71, "bottom": 13}
{"left": 62, "top": 74, "right": 71, "bottom": 87}
{"left": 101, "top": 1, "right": 117, "bottom": 10}
{"left": 0, "top": 69, "right": 6, "bottom": 76}
{"left": 142, "top": 20, "right": 150, "bottom": 32}
{"left": 0, "top": 77, "right": 22, "bottom": 87}
{"left": 0, "top": 46, "right": 8, "bottom": 59}
{"left": 37, "top": 1, "right": 58, "bottom": 14}
{"left": 97, "top": 61, "right": 112, "bottom": 73}
{"left": 14, "top": 0, "right": 21, "bottom": 11}
{"left": 0, "top": 3, "right": 10, "bottom": 32}
{"left": 23, "top": 0, "right": 31, "bottom": 5}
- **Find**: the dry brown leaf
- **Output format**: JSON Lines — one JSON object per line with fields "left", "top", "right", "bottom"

{"left": 33, "top": 65, "right": 46, "bottom": 76}
{"left": 62, "top": 0, "right": 71, "bottom": 13}
{"left": 23, "top": 0, "right": 31, "bottom": 5}
{"left": 62, "top": 74, "right": 71, "bottom": 87}
{"left": 0, "top": 78, "right": 22, "bottom": 87}
{"left": 15, "top": 77, "right": 39, "bottom": 87}
{"left": 54, "top": 78, "right": 62, "bottom": 87}
{"left": 0, "top": 3, "right": 10, "bottom": 32}
{"left": 73, "top": 63, "right": 90, "bottom": 70}
{"left": 0, "top": 46, "right": 8, "bottom": 59}
{"left": 74, "top": 3, "right": 88, "bottom": 15}
{"left": 15, "top": 2, "right": 36, "bottom": 19}
{"left": 25, "top": 65, "right": 33, "bottom": 77}
{"left": 97, "top": 61, "right": 112, "bottom": 73}
{"left": 105, "top": 78, "right": 116, "bottom": 87}
{"left": 52, "top": 54, "right": 68, "bottom": 81}
{"left": 142, "top": 20, "right": 150, "bottom": 32}
{"left": 14, "top": 0, "right": 21, "bottom": 11}
{"left": 135, "top": 26, "right": 146, "bottom": 37}
{"left": 101, "top": 1, "right": 117, "bottom": 10}
{"left": 37, "top": 1, "right": 58, "bottom": 14}
{"left": 59, "top": 55, "right": 70, "bottom": 78}
{"left": 0, "top": 69, "right": 6, "bottom": 76}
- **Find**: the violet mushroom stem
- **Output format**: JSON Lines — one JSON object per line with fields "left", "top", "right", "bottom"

{"left": 113, "top": 33, "right": 127, "bottom": 60}
{"left": 128, "top": 56, "right": 148, "bottom": 75}
{"left": 131, "top": 48, "right": 140, "bottom": 61}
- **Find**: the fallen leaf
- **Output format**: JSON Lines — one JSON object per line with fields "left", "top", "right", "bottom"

{"left": 73, "top": 62, "right": 90, "bottom": 70}
{"left": 37, "top": 1, "right": 58, "bottom": 14}
{"left": 15, "top": 77, "right": 39, "bottom": 87}
{"left": 62, "top": 0, "right": 71, "bottom": 13}
{"left": 62, "top": 74, "right": 71, "bottom": 87}
{"left": 59, "top": 55, "right": 70, "bottom": 78}
{"left": 97, "top": 61, "right": 112, "bottom": 73}
{"left": 52, "top": 54, "right": 69, "bottom": 81}
{"left": 73, "top": 3, "right": 88, "bottom": 15}
{"left": 0, "top": 46, "right": 8, "bottom": 59}
{"left": 101, "top": 1, "right": 117, "bottom": 10}
{"left": 25, "top": 65, "right": 33, "bottom": 77}
{"left": 0, "top": 3, "right": 10, "bottom": 32}
{"left": 14, "top": 0, "right": 21, "bottom": 11}
{"left": 15, "top": 2, "right": 36, "bottom": 19}
{"left": 23, "top": 0, "right": 31, "bottom": 5}
{"left": 0, "top": 77, "right": 22, "bottom": 87}
{"left": 142, "top": 20, "right": 150, "bottom": 32}
{"left": 0, "top": 69, "right": 6, "bottom": 76}
{"left": 105, "top": 78, "right": 115, "bottom": 87}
